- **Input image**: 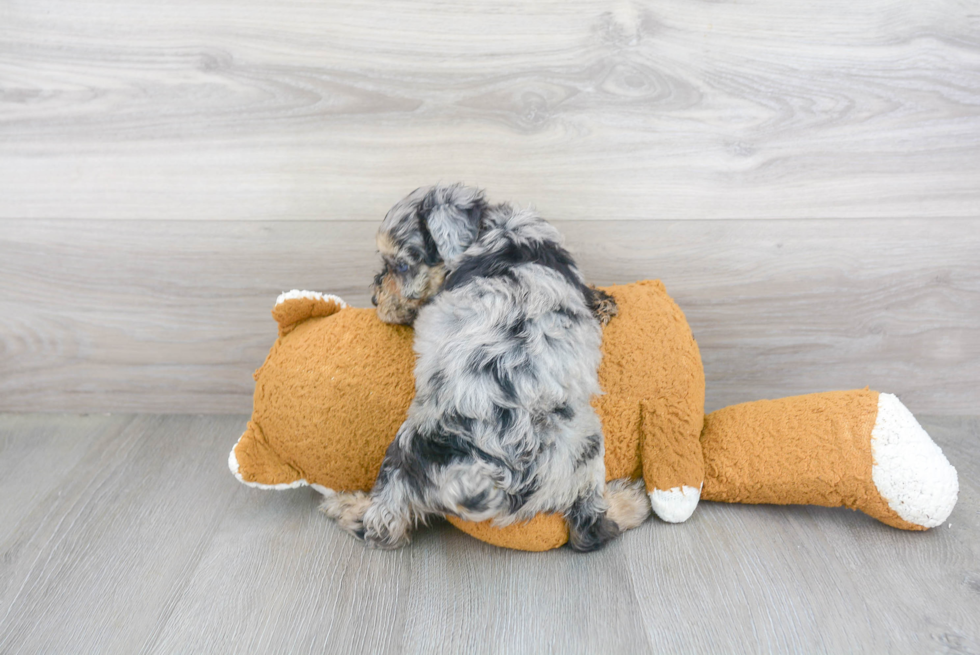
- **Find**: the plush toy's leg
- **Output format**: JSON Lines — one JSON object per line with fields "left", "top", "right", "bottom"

{"left": 640, "top": 399, "right": 705, "bottom": 523}
{"left": 699, "top": 389, "right": 958, "bottom": 530}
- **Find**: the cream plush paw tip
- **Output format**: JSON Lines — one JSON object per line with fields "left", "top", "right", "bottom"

{"left": 871, "top": 393, "right": 959, "bottom": 528}
{"left": 649, "top": 485, "right": 702, "bottom": 523}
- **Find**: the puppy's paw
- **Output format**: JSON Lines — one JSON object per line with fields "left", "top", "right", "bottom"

{"left": 319, "top": 490, "right": 371, "bottom": 540}
{"left": 604, "top": 478, "right": 651, "bottom": 531}
{"left": 567, "top": 513, "right": 621, "bottom": 553}
{"left": 362, "top": 504, "right": 412, "bottom": 550}
{"left": 566, "top": 491, "right": 622, "bottom": 553}
{"left": 588, "top": 286, "right": 619, "bottom": 326}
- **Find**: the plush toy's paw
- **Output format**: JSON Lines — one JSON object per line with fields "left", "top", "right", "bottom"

{"left": 318, "top": 489, "right": 371, "bottom": 540}
{"left": 605, "top": 478, "right": 651, "bottom": 530}
{"left": 649, "top": 484, "right": 702, "bottom": 523}
{"left": 871, "top": 393, "right": 959, "bottom": 528}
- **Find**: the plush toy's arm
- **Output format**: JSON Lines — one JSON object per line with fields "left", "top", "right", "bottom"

{"left": 698, "top": 389, "right": 958, "bottom": 530}
{"left": 640, "top": 398, "right": 705, "bottom": 523}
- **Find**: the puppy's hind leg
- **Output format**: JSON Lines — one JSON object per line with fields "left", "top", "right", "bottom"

{"left": 604, "top": 478, "right": 651, "bottom": 532}
{"left": 319, "top": 489, "right": 372, "bottom": 539}
{"left": 565, "top": 486, "right": 622, "bottom": 553}
{"left": 319, "top": 482, "right": 418, "bottom": 550}
{"left": 321, "top": 433, "right": 430, "bottom": 549}
{"left": 319, "top": 485, "right": 417, "bottom": 549}
{"left": 358, "top": 470, "right": 419, "bottom": 550}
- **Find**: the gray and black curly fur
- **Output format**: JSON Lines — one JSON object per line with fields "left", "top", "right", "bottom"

{"left": 320, "top": 184, "right": 649, "bottom": 551}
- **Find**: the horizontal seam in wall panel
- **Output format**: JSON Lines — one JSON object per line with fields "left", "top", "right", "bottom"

{"left": 2, "top": 217, "right": 980, "bottom": 224}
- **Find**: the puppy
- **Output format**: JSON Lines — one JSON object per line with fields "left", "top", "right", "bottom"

{"left": 320, "top": 184, "right": 649, "bottom": 551}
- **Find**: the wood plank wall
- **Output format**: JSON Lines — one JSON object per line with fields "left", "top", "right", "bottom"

{"left": 1, "top": 0, "right": 978, "bottom": 413}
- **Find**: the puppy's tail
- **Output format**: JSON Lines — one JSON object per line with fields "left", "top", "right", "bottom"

{"left": 604, "top": 478, "right": 651, "bottom": 531}
{"left": 318, "top": 489, "right": 371, "bottom": 539}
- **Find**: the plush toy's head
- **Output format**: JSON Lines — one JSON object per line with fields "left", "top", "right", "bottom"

{"left": 230, "top": 281, "right": 705, "bottom": 550}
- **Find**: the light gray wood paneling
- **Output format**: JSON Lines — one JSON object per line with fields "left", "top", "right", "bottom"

{"left": 2, "top": 218, "right": 977, "bottom": 414}
{"left": 0, "top": 413, "right": 976, "bottom": 654}
{"left": 1, "top": 0, "right": 979, "bottom": 222}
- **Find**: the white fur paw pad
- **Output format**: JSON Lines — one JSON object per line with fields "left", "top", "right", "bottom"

{"left": 649, "top": 484, "right": 702, "bottom": 523}
{"left": 871, "top": 393, "right": 958, "bottom": 528}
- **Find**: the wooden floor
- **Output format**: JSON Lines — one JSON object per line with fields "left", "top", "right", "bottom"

{"left": 0, "top": 413, "right": 977, "bottom": 654}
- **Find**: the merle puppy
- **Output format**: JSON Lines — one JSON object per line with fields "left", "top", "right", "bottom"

{"left": 320, "top": 184, "right": 649, "bottom": 551}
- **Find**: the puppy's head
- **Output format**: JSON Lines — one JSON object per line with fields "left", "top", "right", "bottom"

{"left": 372, "top": 184, "right": 486, "bottom": 324}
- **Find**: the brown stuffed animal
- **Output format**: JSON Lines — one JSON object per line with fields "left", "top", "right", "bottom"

{"left": 229, "top": 281, "right": 958, "bottom": 551}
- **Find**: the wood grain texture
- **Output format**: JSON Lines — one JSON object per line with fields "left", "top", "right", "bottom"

{"left": 0, "top": 415, "right": 242, "bottom": 654}
{"left": 0, "top": 413, "right": 976, "bottom": 654}
{"left": 1, "top": 0, "right": 979, "bottom": 221}
{"left": 2, "top": 218, "right": 977, "bottom": 414}
{"left": 0, "top": 413, "right": 134, "bottom": 552}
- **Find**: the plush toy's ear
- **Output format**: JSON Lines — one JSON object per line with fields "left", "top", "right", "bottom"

{"left": 271, "top": 290, "right": 347, "bottom": 336}
{"left": 417, "top": 184, "right": 487, "bottom": 264}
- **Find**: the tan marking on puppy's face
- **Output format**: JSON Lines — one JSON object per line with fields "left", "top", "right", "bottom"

{"left": 373, "top": 263, "right": 447, "bottom": 325}
{"left": 373, "top": 232, "right": 447, "bottom": 325}
{"left": 376, "top": 230, "right": 399, "bottom": 259}
{"left": 374, "top": 270, "right": 422, "bottom": 325}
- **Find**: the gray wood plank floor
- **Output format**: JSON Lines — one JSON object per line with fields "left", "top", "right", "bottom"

{"left": 0, "top": 413, "right": 977, "bottom": 654}
{"left": 2, "top": 218, "right": 977, "bottom": 414}
{"left": 2, "top": 0, "right": 979, "bottom": 222}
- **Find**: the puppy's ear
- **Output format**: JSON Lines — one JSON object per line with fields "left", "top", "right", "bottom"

{"left": 418, "top": 184, "right": 486, "bottom": 264}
